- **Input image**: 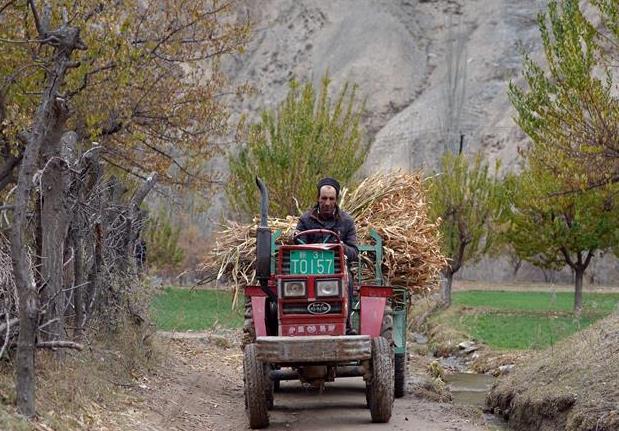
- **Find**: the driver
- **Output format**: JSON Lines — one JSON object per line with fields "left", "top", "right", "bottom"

{"left": 295, "top": 177, "right": 359, "bottom": 335}
{"left": 294, "top": 177, "right": 358, "bottom": 262}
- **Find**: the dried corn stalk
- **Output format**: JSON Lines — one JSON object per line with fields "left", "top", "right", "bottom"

{"left": 202, "top": 172, "right": 446, "bottom": 298}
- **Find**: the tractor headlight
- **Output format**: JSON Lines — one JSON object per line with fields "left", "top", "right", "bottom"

{"left": 282, "top": 280, "right": 306, "bottom": 297}
{"left": 316, "top": 279, "right": 340, "bottom": 297}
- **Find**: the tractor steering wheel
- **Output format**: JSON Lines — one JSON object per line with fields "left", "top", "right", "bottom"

{"left": 293, "top": 229, "right": 341, "bottom": 245}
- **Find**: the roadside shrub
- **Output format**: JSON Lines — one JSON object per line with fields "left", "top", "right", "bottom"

{"left": 145, "top": 210, "right": 185, "bottom": 274}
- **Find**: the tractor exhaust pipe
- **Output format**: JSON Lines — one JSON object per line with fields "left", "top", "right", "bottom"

{"left": 255, "top": 177, "right": 274, "bottom": 299}
{"left": 256, "top": 177, "right": 269, "bottom": 229}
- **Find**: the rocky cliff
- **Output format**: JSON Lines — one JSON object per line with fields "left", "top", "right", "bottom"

{"left": 219, "top": 0, "right": 618, "bottom": 284}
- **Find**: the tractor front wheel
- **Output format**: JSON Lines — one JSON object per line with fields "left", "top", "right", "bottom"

{"left": 264, "top": 363, "right": 274, "bottom": 409}
{"left": 243, "top": 344, "right": 269, "bottom": 429}
{"left": 368, "top": 337, "right": 394, "bottom": 423}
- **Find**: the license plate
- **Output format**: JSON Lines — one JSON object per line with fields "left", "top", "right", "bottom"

{"left": 289, "top": 250, "right": 334, "bottom": 274}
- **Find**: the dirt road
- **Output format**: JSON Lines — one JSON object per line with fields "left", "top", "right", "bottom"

{"left": 116, "top": 332, "right": 488, "bottom": 431}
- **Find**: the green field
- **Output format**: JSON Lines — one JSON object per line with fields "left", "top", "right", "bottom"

{"left": 151, "top": 287, "right": 619, "bottom": 351}
{"left": 151, "top": 287, "right": 242, "bottom": 331}
{"left": 450, "top": 290, "right": 619, "bottom": 350}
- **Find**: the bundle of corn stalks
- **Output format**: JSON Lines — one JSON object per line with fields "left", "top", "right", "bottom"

{"left": 201, "top": 172, "right": 446, "bottom": 303}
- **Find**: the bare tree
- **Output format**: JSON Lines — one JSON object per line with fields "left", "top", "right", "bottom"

{"left": 9, "top": 1, "right": 86, "bottom": 415}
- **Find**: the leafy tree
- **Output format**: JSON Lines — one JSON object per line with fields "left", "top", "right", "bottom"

{"left": 427, "top": 152, "right": 505, "bottom": 306}
{"left": 507, "top": 0, "right": 619, "bottom": 312}
{"left": 0, "top": 0, "right": 250, "bottom": 191}
{"left": 509, "top": 0, "right": 619, "bottom": 191}
{"left": 227, "top": 74, "right": 367, "bottom": 218}
{"left": 504, "top": 170, "right": 618, "bottom": 312}
{"left": 0, "top": 0, "right": 249, "bottom": 417}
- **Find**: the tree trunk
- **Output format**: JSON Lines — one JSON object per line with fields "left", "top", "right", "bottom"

{"left": 40, "top": 130, "right": 78, "bottom": 343}
{"left": 11, "top": 108, "right": 68, "bottom": 417}
{"left": 40, "top": 151, "right": 71, "bottom": 344}
{"left": 10, "top": 11, "right": 85, "bottom": 416}
{"left": 441, "top": 270, "right": 454, "bottom": 307}
{"left": 14, "top": 280, "right": 38, "bottom": 418}
{"left": 86, "top": 222, "right": 104, "bottom": 318}
{"left": 574, "top": 267, "right": 584, "bottom": 313}
{"left": 71, "top": 227, "right": 84, "bottom": 338}
{"left": 562, "top": 249, "right": 594, "bottom": 314}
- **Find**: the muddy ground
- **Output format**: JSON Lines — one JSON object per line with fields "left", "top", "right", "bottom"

{"left": 113, "top": 331, "right": 492, "bottom": 431}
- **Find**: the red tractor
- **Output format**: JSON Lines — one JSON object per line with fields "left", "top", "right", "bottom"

{"left": 242, "top": 179, "right": 408, "bottom": 428}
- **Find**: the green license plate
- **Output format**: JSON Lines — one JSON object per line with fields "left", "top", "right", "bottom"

{"left": 289, "top": 250, "right": 335, "bottom": 275}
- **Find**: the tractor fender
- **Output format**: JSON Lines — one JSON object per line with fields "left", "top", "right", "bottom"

{"left": 359, "top": 285, "right": 392, "bottom": 337}
{"left": 246, "top": 285, "right": 268, "bottom": 337}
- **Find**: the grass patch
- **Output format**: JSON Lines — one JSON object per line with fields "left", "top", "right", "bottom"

{"left": 429, "top": 290, "right": 619, "bottom": 351}
{"left": 151, "top": 287, "right": 242, "bottom": 331}
{"left": 453, "top": 290, "right": 619, "bottom": 313}
{"left": 460, "top": 313, "right": 598, "bottom": 350}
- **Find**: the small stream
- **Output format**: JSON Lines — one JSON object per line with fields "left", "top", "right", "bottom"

{"left": 444, "top": 372, "right": 508, "bottom": 430}
{"left": 445, "top": 372, "right": 495, "bottom": 406}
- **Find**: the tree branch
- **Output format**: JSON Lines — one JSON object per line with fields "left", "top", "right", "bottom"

{"left": 0, "top": 0, "right": 17, "bottom": 16}
{"left": 131, "top": 172, "right": 158, "bottom": 208}
{"left": 36, "top": 340, "right": 84, "bottom": 351}
{"left": 0, "top": 317, "right": 19, "bottom": 336}
{"left": 560, "top": 246, "right": 575, "bottom": 269}
{"left": 28, "top": 0, "right": 44, "bottom": 35}
{"left": 583, "top": 249, "right": 594, "bottom": 269}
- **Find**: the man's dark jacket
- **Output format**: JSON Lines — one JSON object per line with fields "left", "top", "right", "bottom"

{"left": 295, "top": 206, "right": 359, "bottom": 262}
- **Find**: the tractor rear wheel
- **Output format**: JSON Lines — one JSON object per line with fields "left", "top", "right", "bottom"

{"left": 394, "top": 352, "right": 407, "bottom": 398}
{"left": 380, "top": 304, "right": 393, "bottom": 345}
{"left": 273, "top": 375, "right": 281, "bottom": 392}
{"left": 368, "top": 337, "right": 394, "bottom": 423}
{"left": 382, "top": 304, "right": 405, "bottom": 398}
{"left": 243, "top": 344, "right": 269, "bottom": 429}
{"left": 264, "top": 363, "right": 274, "bottom": 409}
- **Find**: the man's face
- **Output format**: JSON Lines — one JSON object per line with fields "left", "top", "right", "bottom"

{"left": 318, "top": 186, "right": 337, "bottom": 216}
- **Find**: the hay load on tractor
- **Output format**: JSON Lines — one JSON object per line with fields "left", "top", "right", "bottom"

{"left": 203, "top": 172, "right": 445, "bottom": 297}
{"left": 202, "top": 173, "right": 445, "bottom": 429}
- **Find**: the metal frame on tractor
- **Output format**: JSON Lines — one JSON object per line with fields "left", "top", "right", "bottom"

{"left": 242, "top": 178, "right": 409, "bottom": 429}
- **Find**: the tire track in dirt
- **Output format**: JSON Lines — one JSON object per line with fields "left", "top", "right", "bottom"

{"left": 119, "top": 332, "right": 489, "bottom": 431}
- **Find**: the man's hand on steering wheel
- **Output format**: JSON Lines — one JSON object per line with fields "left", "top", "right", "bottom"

{"left": 293, "top": 228, "right": 341, "bottom": 245}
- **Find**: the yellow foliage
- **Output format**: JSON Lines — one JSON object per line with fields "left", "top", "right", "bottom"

{"left": 0, "top": 0, "right": 251, "bottom": 190}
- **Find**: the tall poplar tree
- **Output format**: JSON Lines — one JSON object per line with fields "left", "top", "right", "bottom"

{"left": 227, "top": 73, "right": 367, "bottom": 218}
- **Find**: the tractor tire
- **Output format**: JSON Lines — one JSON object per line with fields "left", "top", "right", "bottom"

{"left": 368, "top": 337, "right": 394, "bottom": 423}
{"left": 380, "top": 304, "right": 394, "bottom": 346}
{"left": 382, "top": 304, "right": 405, "bottom": 398}
{"left": 273, "top": 377, "right": 281, "bottom": 393}
{"left": 243, "top": 344, "right": 269, "bottom": 429}
{"left": 264, "top": 363, "right": 274, "bottom": 409}
{"left": 394, "top": 352, "right": 407, "bottom": 398}
{"left": 242, "top": 296, "right": 256, "bottom": 350}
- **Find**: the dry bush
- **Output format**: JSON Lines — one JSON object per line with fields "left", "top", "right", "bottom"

{"left": 408, "top": 293, "right": 444, "bottom": 332}
{"left": 0, "top": 310, "right": 161, "bottom": 431}
{"left": 411, "top": 376, "right": 453, "bottom": 403}
{"left": 0, "top": 270, "right": 160, "bottom": 430}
